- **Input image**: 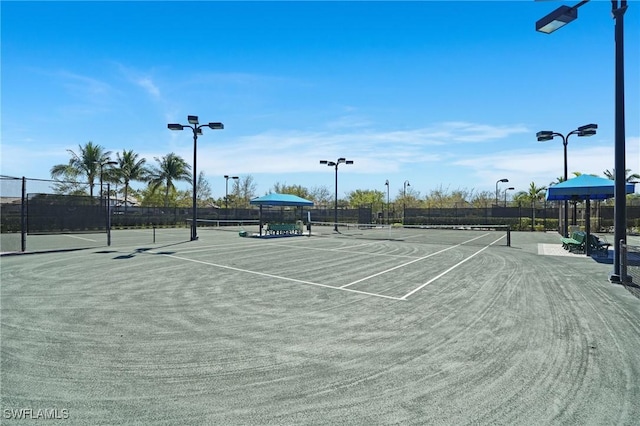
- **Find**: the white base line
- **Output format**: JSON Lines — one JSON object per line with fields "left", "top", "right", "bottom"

{"left": 157, "top": 253, "right": 404, "bottom": 301}
{"left": 399, "top": 234, "right": 505, "bottom": 300}
{"left": 63, "top": 235, "right": 97, "bottom": 242}
{"left": 341, "top": 232, "right": 492, "bottom": 288}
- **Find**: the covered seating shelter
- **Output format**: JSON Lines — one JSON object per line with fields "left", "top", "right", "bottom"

{"left": 546, "top": 174, "right": 635, "bottom": 255}
{"left": 249, "top": 193, "right": 314, "bottom": 237}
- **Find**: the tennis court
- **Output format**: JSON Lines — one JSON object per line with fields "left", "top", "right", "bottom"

{"left": 1, "top": 227, "right": 639, "bottom": 424}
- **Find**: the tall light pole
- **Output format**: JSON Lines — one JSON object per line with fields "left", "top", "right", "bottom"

{"left": 168, "top": 115, "right": 224, "bottom": 241}
{"left": 94, "top": 160, "right": 117, "bottom": 208}
{"left": 505, "top": 187, "right": 515, "bottom": 207}
{"left": 495, "top": 178, "right": 509, "bottom": 207}
{"left": 320, "top": 158, "right": 353, "bottom": 232}
{"left": 536, "top": 0, "right": 628, "bottom": 282}
{"left": 403, "top": 180, "right": 410, "bottom": 224}
{"left": 224, "top": 175, "right": 239, "bottom": 210}
{"left": 537, "top": 123, "right": 597, "bottom": 237}
{"left": 384, "top": 179, "right": 390, "bottom": 225}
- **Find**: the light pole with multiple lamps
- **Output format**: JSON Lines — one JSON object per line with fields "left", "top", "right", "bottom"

{"left": 535, "top": 0, "right": 628, "bottom": 282}
{"left": 384, "top": 180, "right": 390, "bottom": 225}
{"left": 320, "top": 158, "right": 353, "bottom": 232}
{"left": 505, "top": 187, "right": 515, "bottom": 207}
{"left": 495, "top": 178, "right": 509, "bottom": 207}
{"left": 536, "top": 123, "right": 597, "bottom": 237}
{"left": 168, "top": 115, "right": 224, "bottom": 241}
{"left": 403, "top": 180, "right": 410, "bottom": 223}
{"left": 224, "top": 175, "right": 239, "bottom": 210}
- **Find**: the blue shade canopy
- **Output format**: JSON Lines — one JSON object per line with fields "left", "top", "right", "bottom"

{"left": 546, "top": 174, "right": 636, "bottom": 201}
{"left": 250, "top": 193, "right": 314, "bottom": 207}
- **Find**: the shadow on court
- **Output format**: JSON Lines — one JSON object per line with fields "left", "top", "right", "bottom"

{"left": 104, "top": 241, "right": 187, "bottom": 260}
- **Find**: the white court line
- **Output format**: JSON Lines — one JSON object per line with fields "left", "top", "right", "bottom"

{"left": 156, "top": 252, "right": 404, "bottom": 301}
{"left": 63, "top": 235, "right": 97, "bottom": 242}
{"left": 399, "top": 234, "right": 505, "bottom": 300}
{"left": 340, "top": 232, "right": 491, "bottom": 288}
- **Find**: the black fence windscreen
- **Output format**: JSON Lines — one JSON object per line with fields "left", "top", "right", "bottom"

{"left": 27, "top": 193, "right": 106, "bottom": 234}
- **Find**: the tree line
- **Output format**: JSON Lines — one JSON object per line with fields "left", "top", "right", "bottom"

{"left": 50, "top": 142, "right": 639, "bottom": 212}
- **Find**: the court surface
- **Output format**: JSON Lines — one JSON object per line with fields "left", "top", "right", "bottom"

{"left": 1, "top": 228, "right": 639, "bottom": 424}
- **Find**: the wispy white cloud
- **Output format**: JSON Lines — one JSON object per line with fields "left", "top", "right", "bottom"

{"left": 186, "top": 121, "right": 532, "bottom": 176}
{"left": 136, "top": 77, "right": 160, "bottom": 99}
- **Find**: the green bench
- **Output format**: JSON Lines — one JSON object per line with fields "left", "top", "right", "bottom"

{"left": 561, "top": 231, "right": 611, "bottom": 255}
{"left": 561, "top": 231, "right": 586, "bottom": 253}
{"left": 266, "top": 223, "right": 301, "bottom": 235}
{"left": 588, "top": 234, "right": 611, "bottom": 256}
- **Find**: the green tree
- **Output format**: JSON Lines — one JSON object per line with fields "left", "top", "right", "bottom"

{"left": 271, "top": 182, "right": 311, "bottom": 199}
{"left": 232, "top": 175, "right": 258, "bottom": 208}
{"left": 309, "top": 185, "right": 332, "bottom": 205}
{"left": 346, "top": 189, "right": 384, "bottom": 209}
{"left": 515, "top": 182, "right": 547, "bottom": 231}
{"left": 196, "top": 171, "right": 215, "bottom": 207}
{"left": 470, "top": 190, "right": 494, "bottom": 208}
{"left": 115, "top": 150, "right": 149, "bottom": 213}
{"left": 50, "top": 141, "right": 112, "bottom": 198}
{"left": 603, "top": 169, "right": 640, "bottom": 182}
{"left": 148, "top": 153, "right": 191, "bottom": 208}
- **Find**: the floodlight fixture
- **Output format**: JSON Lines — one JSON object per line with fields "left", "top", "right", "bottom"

{"left": 208, "top": 122, "right": 224, "bottom": 130}
{"left": 536, "top": 131, "right": 554, "bottom": 142}
{"left": 188, "top": 115, "right": 199, "bottom": 125}
{"left": 536, "top": 5, "right": 578, "bottom": 34}
{"left": 168, "top": 124, "right": 184, "bottom": 131}
{"left": 577, "top": 123, "right": 598, "bottom": 137}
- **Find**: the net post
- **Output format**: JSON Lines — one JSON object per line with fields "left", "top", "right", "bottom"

{"left": 507, "top": 226, "right": 511, "bottom": 247}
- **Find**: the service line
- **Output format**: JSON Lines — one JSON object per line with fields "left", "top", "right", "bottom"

{"left": 340, "top": 232, "right": 492, "bottom": 289}
{"left": 400, "top": 234, "right": 506, "bottom": 300}
{"left": 156, "top": 252, "right": 404, "bottom": 301}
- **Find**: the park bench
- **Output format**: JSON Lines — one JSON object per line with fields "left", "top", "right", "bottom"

{"left": 588, "top": 234, "right": 611, "bottom": 257}
{"left": 561, "top": 231, "right": 586, "bottom": 253}
{"left": 266, "top": 223, "right": 301, "bottom": 235}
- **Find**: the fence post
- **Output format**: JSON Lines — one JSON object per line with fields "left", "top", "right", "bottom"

{"left": 21, "top": 176, "right": 26, "bottom": 252}
{"left": 619, "top": 240, "right": 627, "bottom": 283}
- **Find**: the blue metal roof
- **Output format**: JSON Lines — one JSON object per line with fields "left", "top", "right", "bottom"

{"left": 546, "top": 174, "right": 635, "bottom": 201}
{"left": 250, "top": 193, "right": 314, "bottom": 207}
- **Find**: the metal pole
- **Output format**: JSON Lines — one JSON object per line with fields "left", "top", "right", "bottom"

{"left": 225, "top": 177, "right": 229, "bottom": 210}
{"left": 562, "top": 134, "right": 569, "bottom": 237}
{"left": 107, "top": 183, "right": 112, "bottom": 246}
{"left": 335, "top": 164, "right": 339, "bottom": 230}
{"left": 192, "top": 129, "right": 198, "bottom": 241}
{"left": 611, "top": 0, "right": 628, "bottom": 281}
{"left": 99, "top": 164, "right": 104, "bottom": 208}
{"left": 387, "top": 182, "right": 390, "bottom": 225}
{"left": 21, "top": 176, "right": 26, "bottom": 252}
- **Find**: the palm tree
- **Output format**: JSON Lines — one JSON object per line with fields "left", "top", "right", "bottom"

{"left": 520, "top": 182, "right": 547, "bottom": 231}
{"left": 115, "top": 150, "right": 149, "bottom": 213}
{"left": 50, "top": 142, "right": 112, "bottom": 198}
{"left": 148, "top": 153, "right": 191, "bottom": 208}
{"left": 603, "top": 169, "right": 640, "bottom": 182}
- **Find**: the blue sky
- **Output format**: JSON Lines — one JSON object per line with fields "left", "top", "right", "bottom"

{"left": 1, "top": 1, "right": 639, "bottom": 200}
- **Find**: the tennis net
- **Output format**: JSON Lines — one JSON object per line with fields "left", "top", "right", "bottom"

{"left": 309, "top": 221, "right": 510, "bottom": 246}
{"left": 187, "top": 219, "right": 262, "bottom": 235}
